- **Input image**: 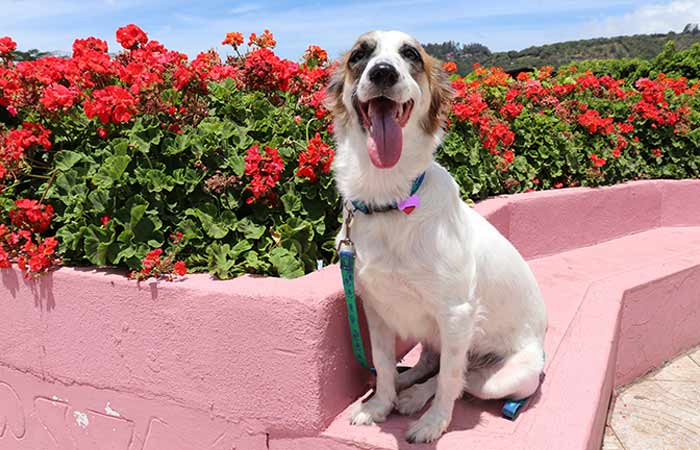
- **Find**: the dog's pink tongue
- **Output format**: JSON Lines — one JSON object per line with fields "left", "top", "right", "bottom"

{"left": 367, "top": 98, "right": 402, "bottom": 168}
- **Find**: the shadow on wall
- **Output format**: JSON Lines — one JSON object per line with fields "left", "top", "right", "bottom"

{"left": 1, "top": 268, "right": 55, "bottom": 311}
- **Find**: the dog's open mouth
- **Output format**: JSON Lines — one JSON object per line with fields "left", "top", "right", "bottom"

{"left": 359, "top": 97, "right": 414, "bottom": 169}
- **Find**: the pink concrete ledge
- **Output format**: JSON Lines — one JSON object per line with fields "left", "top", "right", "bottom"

{"left": 1, "top": 179, "right": 699, "bottom": 450}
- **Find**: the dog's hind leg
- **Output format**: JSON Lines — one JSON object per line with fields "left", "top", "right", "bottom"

{"left": 396, "top": 374, "right": 437, "bottom": 415}
{"left": 397, "top": 345, "right": 439, "bottom": 391}
{"left": 463, "top": 343, "right": 544, "bottom": 400}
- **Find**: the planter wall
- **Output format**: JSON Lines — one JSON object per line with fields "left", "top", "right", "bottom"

{"left": 1, "top": 179, "right": 699, "bottom": 450}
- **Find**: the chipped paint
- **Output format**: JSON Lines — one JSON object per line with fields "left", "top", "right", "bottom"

{"left": 73, "top": 410, "right": 89, "bottom": 429}
{"left": 105, "top": 402, "right": 121, "bottom": 417}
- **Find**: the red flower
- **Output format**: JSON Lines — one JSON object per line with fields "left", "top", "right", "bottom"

{"left": 248, "top": 29, "right": 276, "bottom": 48}
{"left": 1, "top": 123, "right": 52, "bottom": 170}
{"left": 72, "top": 37, "right": 108, "bottom": 57}
{"left": 589, "top": 153, "right": 607, "bottom": 168}
{"left": 297, "top": 133, "right": 334, "bottom": 182}
{"left": 174, "top": 261, "right": 187, "bottom": 276}
{"left": 452, "top": 92, "right": 487, "bottom": 123}
{"left": 222, "top": 32, "right": 244, "bottom": 47}
{"left": 499, "top": 102, "right": 523, "bottom": 119}
{"left": 101, "top": 216, "right": 110, "bottom": 227}
{"left": 84, "top": 86, "right": 137, "bottom": 124}
{"left": 0, "top": 246, "right": 10, "bottom": 268}
{"left": 516, "top": 71, "right": 530, "bottom": 81}
{"left": 304, "top": 45, "right": 328, "bottom": 66}
{"left": 651, "top": 148, "right": 662, "bottom": 158}
{"left": 141, "top": 248, "right": 163, "bottom": 270}
{"left": 577, "top": 109, "right": 614, "bottom": 134}
{"left": 501, "top": 149, "right": 515, "bottom": 169}
{"left": 40, "top": 84, "right": 77, "bottom": 112}
{"left": 244, "top": 144, "right": 285, "bottom": 204}
{"left": 0, "top": 36, "right": 17, "bottom": 55}
{"left": 443, "top": 61, "right": 457, "bottom": 73}
{"left": 242, "top": 48, "right": 297, "bottom": 92}
{"left": 97, "top": 127, "right": 108, "bottom": 139}
{"left": 116, "top": 24, "right": 148, "bottom": 50}
{"left": 9, "top": 199, "right": 54, "bottom": 233}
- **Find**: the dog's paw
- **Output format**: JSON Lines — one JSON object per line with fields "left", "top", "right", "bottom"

{"left": 405, "top": 408, "right": 450, "bottom": 443}
{"left": 350, "top": 397, "right": 393, "bottom": 425}
{"left": 396, "top": 383, "right": 433, "bottom": 415}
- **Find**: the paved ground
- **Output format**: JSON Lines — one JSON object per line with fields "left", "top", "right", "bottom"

{"left": 603, "top": 347, "right": 700, "bottom": 450}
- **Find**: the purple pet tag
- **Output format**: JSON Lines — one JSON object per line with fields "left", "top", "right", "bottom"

{"left": 398, "top": 194, "right": 420, "bottom": 215}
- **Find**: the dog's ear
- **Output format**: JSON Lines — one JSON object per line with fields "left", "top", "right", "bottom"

{"left": 324, "top": 55, "right": 349, "bottom": 124}
{"left": 422, "top": 54, "right": 454, "bottom": 135}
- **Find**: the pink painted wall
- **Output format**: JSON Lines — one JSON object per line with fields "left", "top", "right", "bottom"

{"left": 1, "top": 179, "right": 699, "bottom": 450}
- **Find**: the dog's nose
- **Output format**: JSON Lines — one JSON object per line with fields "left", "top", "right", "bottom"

{"left": 368, "top": 63, "right": 399, "bottom": 88}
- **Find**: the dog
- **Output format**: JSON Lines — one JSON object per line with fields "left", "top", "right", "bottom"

{"left": 326, "top": 30, "right": 547, "bottom": 443}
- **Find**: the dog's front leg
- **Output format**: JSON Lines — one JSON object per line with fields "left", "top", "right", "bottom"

{"left": 406, "top": 302, "right": 475, "bottom": 443}
{"left": 350, "top": 302, "right": 397, "bottom": 425}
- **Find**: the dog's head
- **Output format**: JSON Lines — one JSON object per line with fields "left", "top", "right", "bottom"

{"left": 325, "top": 31, "right": 452, "bottom": 170}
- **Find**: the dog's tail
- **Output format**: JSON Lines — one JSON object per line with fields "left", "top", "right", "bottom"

{"left": 464, "top": 343, "right": 544, "bottom": 400}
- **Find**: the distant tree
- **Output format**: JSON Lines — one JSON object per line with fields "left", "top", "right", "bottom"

{"left": 683, "top": 23, "right": 700, "bottom": 34}
{"left": 424, "top": 28, "right": 700, "bottom": 74}
{"left": 12, "top": 48, "right": 52, "bottom": 61}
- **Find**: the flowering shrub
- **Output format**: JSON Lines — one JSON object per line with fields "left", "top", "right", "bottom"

{"left": 440, "top": 63, "right": 700, "bottom": 197}
{"left": 0, "top": 25, "right": 699, "bottom": 279}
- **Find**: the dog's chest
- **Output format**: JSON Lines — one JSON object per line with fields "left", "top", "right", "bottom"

{"left": 352, "top": 220, "right": 439, "bottom": 342}
{"left": 358, "top": 267, "right": 438, "bottom": 341}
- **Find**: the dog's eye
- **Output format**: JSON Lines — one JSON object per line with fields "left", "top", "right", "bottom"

{"left": 400, "top": 46, "right": 421, "bottom": 63}
{"left": 349, "top": 49, "right": 366, "bottom": 64}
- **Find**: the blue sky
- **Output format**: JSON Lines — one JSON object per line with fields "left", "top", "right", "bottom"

{"left": 3, "top": 0, "right": 700, "bottom": 60}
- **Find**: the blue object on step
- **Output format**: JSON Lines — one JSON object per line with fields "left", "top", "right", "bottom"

{"left": 501, "top": 351, "right": 546, "bottom": 420}
{"left": 502, "top": 397, "right": 529, "bottom": 420}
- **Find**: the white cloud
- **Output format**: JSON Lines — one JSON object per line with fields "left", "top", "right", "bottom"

{"left": 588, "top": 0, "right": 700, "bottom": 36}
{"left": 5, "top": 0, "right": 697, "bottom": 59}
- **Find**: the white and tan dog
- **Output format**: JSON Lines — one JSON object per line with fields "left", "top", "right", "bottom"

{"left": 326, "top": 31, "right": 547, "bottom": 443}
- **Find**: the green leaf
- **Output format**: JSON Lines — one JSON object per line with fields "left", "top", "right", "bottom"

{"left": 83, "top": 225, "right": 112, "bottom": 266}
{"left": 94, "top": 155, "right": 131, "bottom": 188}
{"left": 88, "top": 189, "right": 110, "bottom": 213}
{"left": 54, "top": 150, "right": 83, "bottom": 171}
{"left": 269, "top": 247, "right": 304, "bottom": 278}
{"left": 130, "top": 203, "right": 148, "bottom": 229}
{"left": 186, "top": 204, "right": 229, "bottom": 239}
{"left": 236, "top": 217, "right": 265, "bottom": 240}
{"left": 281, "top": 190, "right": 302, "bottom": 214}
{"left": 56, "top": 224, "right": 83, "bottom": 252}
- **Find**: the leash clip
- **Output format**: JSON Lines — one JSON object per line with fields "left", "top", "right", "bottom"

{"left": 336, "top": 202, "right": 356, "bottom": 254}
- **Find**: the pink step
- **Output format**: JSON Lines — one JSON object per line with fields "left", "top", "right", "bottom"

{"left": 312, "top": 226, "right": 700, "bottom": 450}
{"left": 1, "top": 180, "right": 699, "bottom": 449}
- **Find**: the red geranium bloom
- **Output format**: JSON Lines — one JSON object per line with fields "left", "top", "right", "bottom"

{"left": 222, "top": 32, "right": 244, "bottom": 47}
{"left": 0, "top": 36, "right": 17, "bottom": 55}
{"left": 297, "top": 133, "right": 334, "bottom": 182}
{"left": 248, "top": 29, "right": 276, "bottom": 48}
{"left": 589, "top": 153, "right": 607, "bottom": 168}
{"left": 443, "top": 61, "right": 457, "bottom": 73}
{"left": 9, "top": 199, "right": 54, "bottom": 233}
{"left": 40, "top": 84, "right": 77, "bottom": 112}
{"left": 244, "top": 144, "right": 285, "bottom": 204}
{"left": 84, "top": 86, "right": 137, "bottom": 124}
{"left": 116, "top": 24, "right": 148, "bottom": 50}
{"left": 174, "top": 260, "right": 187, "bottom": 276}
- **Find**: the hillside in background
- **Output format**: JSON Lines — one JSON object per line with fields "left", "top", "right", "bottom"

{"left": 426, "top": 24, "right": 700, "bottom": 74}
